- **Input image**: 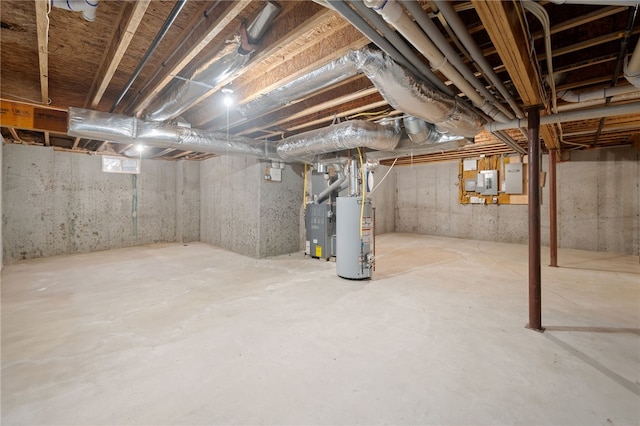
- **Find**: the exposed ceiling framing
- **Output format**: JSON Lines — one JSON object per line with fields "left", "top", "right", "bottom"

{"left": 1, "top": 0, "right": 639, "bottom": 164}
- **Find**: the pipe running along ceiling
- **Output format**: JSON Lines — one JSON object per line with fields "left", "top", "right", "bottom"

{"left": 2, "top": 0, "right": 640, "bottom": 158}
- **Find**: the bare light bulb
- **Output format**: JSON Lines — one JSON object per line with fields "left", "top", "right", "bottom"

{"left": 223, "top": 95, "right": 233, "bottom": 107}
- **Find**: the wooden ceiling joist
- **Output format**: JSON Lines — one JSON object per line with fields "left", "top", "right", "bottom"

{"left": 34, "top": 0, "right": 49, "bottom": 105}
{"left": 471, "top": 0, "right": 559, "bottom": 150}
{"left": 87, "top": 0, "right": 151, "bottom": 109}
{"left": 132, "top": 0, "right": 253, "bottom": 115}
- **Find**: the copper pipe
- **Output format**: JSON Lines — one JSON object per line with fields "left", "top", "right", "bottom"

{"left": 549, "top": 149, "right": 558, "bottom": 267}
{"left": 527, "top": 107, "right": 544, "bottom": 332}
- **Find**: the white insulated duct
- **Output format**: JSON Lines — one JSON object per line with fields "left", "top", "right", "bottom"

{"left": 352, "top": 47, "right": 485, "bottom": 138}
{"left": 276, "top": 120, "right": 400, "bottom": 161}
{"left": 363, "top": 0, "right": 510, "bottom": 122}
{"left": 144, "top": 2, "right": 281, "bottom": 122}
{"left": 51, "top": 0, "right": 99, "bottom": 22}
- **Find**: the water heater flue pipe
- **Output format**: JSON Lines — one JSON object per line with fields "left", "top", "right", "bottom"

{"left": 51, "top": 0, "right": 99, "bottom": 21}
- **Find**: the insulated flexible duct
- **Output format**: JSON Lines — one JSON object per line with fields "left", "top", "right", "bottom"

{"left": 237, "top": 55, "right": 360, "bottom": 118}
{"left": 144, "top": 2, "right": 281, "bottom": 122}
{"left": 276, "top": 120, "right": 400, "bottom": 160}
{"left": 68, "top": 108, "right": 401, "bottom": 162}
{"left": 352, "top": 47, "right": 485, "bottom": 138}
{"left": 68, "top": 107, "right": 279, "bottom": 159}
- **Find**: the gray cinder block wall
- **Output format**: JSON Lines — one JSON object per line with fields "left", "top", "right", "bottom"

{"left": 393, "top": 145, "right": 639, "bottom": 255}
{"left": 200, "top": 156, "right": 303, "bottom": 258}
{"left": 1, "top": 144, "right": 198, "bottom": 262}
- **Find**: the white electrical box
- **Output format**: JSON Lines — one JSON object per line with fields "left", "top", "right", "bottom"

{"left": 477, "top": 170, "right": 498, "bottom": 195}
{"left": 463, "top": 158, "right": 477, "bottom": 171}
{"left": 505, "top": 163, "right": 523, "bottom": 194}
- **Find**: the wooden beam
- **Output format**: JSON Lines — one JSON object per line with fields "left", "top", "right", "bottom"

{"left": 9, "top": 128, "right": 21, "bottom": 141}
{"left": 471, "top": 0, "right": 559, "bottom": 150}
{"left": 151, "top": 148, "right": 175, "bottom": 158}
{"left": 185, "top": 6, "right": 356, "bottom": 125}
{"left": 191, "top": 10, "right": 368, "bottom": 128}
{"left": 34, "top": 0, "right": 49, "bottom": 104}
{"left": 133, "top": 0, "right": 252, "bottom": 115}
{"left": 87, "top": 0, "right": 151, "bottom": 109}
{"left": 44, "top": 131, "right": 50, "bottom": 146}
{"left": 72, "top": 137, "right": 82, "bottom": 150}
{"left": 0, "top": 99, "right": 67, "bottom": 133}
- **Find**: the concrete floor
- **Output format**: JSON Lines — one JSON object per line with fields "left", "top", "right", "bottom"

{"left": 2, "top": 233, "right": 639, "bottom": 425}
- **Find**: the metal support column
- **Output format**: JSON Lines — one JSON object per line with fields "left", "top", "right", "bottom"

{"left": 549, "top": 149, "right": 558, "bottom": 268}
{"left": 527, "top": 107, "right": 543, "bottom": 332}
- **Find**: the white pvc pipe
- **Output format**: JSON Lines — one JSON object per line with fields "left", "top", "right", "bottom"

{"left": 433, "top": 0, "right": 525, "bottom": 119}
{"left": 625, "top": 39, "right": 640, "bottom": 88}
{"left": 363, "top": 0, "right": 510, "bottom": 122}
{"left": 486, "top": 102, "right": 640, "bottom": 132}
{"left": 558, "top": 84, "right": 640, "bottom": 102}
{"left": 51, "top": 0, "right": 99, "bottom": 21}
{"left": 557, "top": 89, "right": 640, "bottom": 111}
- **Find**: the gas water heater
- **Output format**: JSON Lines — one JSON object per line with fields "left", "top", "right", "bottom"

{"left": 336, "top": 196, "right": 374, "bottom": 279}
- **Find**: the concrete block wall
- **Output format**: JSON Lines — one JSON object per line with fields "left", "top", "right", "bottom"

{"left": 393, "top": 146, "right": 639, "bottom": 255}
{"left": 368, "top": 165, "right": 396, "bottom": 234}
{"left": 2, "top": 144, "right": 190, "bottom": 262}
{"left": 200, "top": 156, "right": 302, "bottom": 258}
{"left": 176, "top": 160, "right": 200, "bottom": 243}
{"left": 258, "top": 163, "right": 304, "bottom": 257}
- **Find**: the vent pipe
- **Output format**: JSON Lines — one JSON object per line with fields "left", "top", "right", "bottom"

{"left": 144, "top": 2, "right": 281, "bottom": 122}
{"left": 51, "top": 0, "right": 99, "bottom": 21}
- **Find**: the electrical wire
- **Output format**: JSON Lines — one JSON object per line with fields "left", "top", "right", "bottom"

{"left": 369, "top": 157, "right": 398, "bottom": 194}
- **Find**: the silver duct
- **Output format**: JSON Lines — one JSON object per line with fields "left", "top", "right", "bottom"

{"left": 68, "top": 107, "right": 279, "bottom": 159}
{"left": 68, "top": 108, "right": 401, "bottom": 161}
{"left": 236, "top": 47, "right": 485, "bottom": 139}
{"left": 276, "top": 120, "right": 400, "bottom": 160}
{"left": 403, "top": 116, "right": 446, "bottom": 145}
{"left": 352, "top": 47, "right": 485, "bottom": 138}
{"left": 236, "top": 55, "right": 360, "bottom": 118}
{"left": 144, "top": 2, "right": 281, "bottom": 122}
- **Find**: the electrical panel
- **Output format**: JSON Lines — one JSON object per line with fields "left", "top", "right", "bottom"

{"left": 476, "top": 170, "right": 498, "bottom": 195}
{"left": 504, "top": 163, "right": 523, "bottom": 194}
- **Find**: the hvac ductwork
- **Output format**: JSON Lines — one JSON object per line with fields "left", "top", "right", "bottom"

{"left": 69, "top": 108, "right": 401, "bottom": 162}
{"left": 236, "top": 47, "right": 485, "bottom": 139}
{"left": 143, "top": 2, "right": 281, "bottom": 122}
{"left": 51, "top": 0, "right": 99, "bottom": 21}
{"left": 352, "top": 47, "right": 485, "bottom": 138}
{"left": 68, "top": 107, "right": 279, "bottom": 159}
{"left": 276, "top": 120, "right": 400, "bottom": 161}
{"left": 237, "top": 55, "right": 360, "bottom": 118}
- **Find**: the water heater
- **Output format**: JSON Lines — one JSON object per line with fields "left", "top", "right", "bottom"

{"left": 336, "top": 196, "right": 374, "bottom": 280}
